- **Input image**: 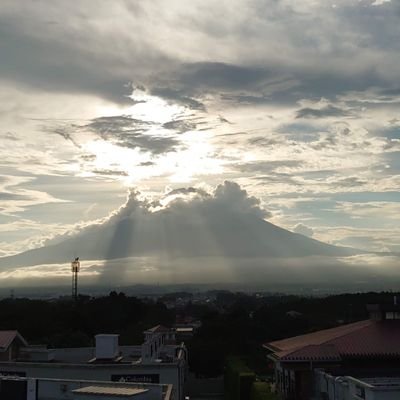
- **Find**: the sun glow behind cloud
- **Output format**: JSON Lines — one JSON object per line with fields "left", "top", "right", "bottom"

{"left": 81, "top": 89, "right": 225, "bottom": 185}
{"left": 96, "top": 89, "right": 185, "bottom": 123}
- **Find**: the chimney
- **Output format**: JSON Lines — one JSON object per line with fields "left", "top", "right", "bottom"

{"left": 95, "top": 334, "right": 119, "bottom": 360}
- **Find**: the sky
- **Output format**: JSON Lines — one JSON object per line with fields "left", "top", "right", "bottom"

{"left": 1, "top": 0, "right": 400, "bottom": 285}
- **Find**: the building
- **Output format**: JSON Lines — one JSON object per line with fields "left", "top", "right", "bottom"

{"left": 0, "top": 325, "right": 187, "bottom": 400}
{"left": 0, "top": 331, "right": 28, "bottom": 361}
{"left": 0, "top": 375, "right": 172, "bottom": 400}
{"left": 314, "top": 370, "right": 400, "bottom": 400}
{"left": 264, "top": 301, "right": 400, "bottom": 400}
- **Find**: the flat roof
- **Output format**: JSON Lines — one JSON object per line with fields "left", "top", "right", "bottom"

{"left": 73, "top": 385, "right": 148, "bottom": 397}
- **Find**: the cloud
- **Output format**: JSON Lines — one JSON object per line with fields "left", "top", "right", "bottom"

{"left": 371, "top": 0, "right": 391, "bottom": 6}
{"left": 83, "top": 116, "right": 183, "bottom": 155}
{"left": 2, "top": 0, "right": 400, "bottom": 288}
{"left": 92, "top": 169, "right": 128, "bottom": 177}
{"left": 296, "top": 105, "right": 352, "bottom": 119}
{"left": 237, "top": 160, "right": 302, "bottom": 174}
{"left": 150, "top": 88, "right": 206, "bottom": 111}
{"left": 0, "top": 174, "right": 69, "bottom": 215}
{"left": 2, "top": 0, "right": 399, "bottom": 108}
{"left": 162, "top": 118, "right": 200, "bottom": 133}
{"left": 0, "top": 181, "right": 357, "bottom": 273}
{"left": 293, "top": 223, "right": 314, "bottom": 237}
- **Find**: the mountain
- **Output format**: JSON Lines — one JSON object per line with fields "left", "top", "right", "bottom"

{"left": 0, "top": 184, "right": 358, "bottom": 270}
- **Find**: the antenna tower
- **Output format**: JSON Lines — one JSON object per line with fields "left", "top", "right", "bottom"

{"left": 71, "top": 257, "right": 80, "bottom": 300}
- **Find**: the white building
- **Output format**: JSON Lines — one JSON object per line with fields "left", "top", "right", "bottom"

{"left": 0, "top": 326, "right": 187, "bottom": 400}
{"left": 314, "top": 370, "right": 400, "bottom": 400}
{"left": 0, "top": 375, "right": 172, "bottom": 400}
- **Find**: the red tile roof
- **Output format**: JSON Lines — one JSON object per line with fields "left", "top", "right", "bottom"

{"left": 265, "top": 320, "right": 400, "bottom": 362}
{"left": 277, "top": 344, "right": 341, "bottom": 362}
{"left": 332, "top": 321, "right": 400, "bottom": 357}
{"left": 0, "top": 331, "right": 27, "bottom": 351}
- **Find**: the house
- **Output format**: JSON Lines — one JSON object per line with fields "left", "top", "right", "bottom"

{"left": 0, "top": 331, "right": 28, "bottom": 362}
{"left": 264, "top": 300, "right": 400, "bottom": 400}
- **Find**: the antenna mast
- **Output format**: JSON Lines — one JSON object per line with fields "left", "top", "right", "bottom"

{"left": 71, "top": 257, "right": 80, "bottom": 301}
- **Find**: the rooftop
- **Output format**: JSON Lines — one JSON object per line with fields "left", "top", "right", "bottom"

{"left": 265, "top": 319, "right": 400, "bottom": 362}
{"left": 317, "top": 370, "right": 400, "bottom": 392}
{"left": 72, "top": 385, "right": 148, "bottom": 397}
{"left": 15, "top": 344, "right": 182, "bottom": 365}
{"left": 359, "top": 377, "right": 400, "bottom": 388}
{"left": 0, "top": 326, "right": 184, "bottom": 365}
{"left": 0, "top": 330, "right": 27, "bottom": 351}
{"left": 0, "top": 376, "right": 171, "bottom": 400}
{"left": 145, "top": 325, "right": 170, "bottom": 334}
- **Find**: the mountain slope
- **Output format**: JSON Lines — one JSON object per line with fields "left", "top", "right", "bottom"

{"left": 0, "top": 205, "right": 357, "bottom": 269}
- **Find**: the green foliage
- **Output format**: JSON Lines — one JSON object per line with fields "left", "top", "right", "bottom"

{"left": 0, "top": 293, "right": 174, "bottom": 347}
{"left": 225, "top": 360, "right": 278, "bottom": 400}
{"left": 250, "top": 382, "right": 279, "bottom": 400}
{"left": 225, "top": 357, "right": 255, "bottom": 400}
{"left": 187, "top": 290, "right": 399, "bottom": 377}
{"left": 0, "top": 289, "right": 397, "bottom": 382}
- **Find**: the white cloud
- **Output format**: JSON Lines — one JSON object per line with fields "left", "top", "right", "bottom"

{"left": 371, "top": 0, "right": 391, "bottom": 6}
{"left": 293, "top": 223, "right": 314, "bottom": 237}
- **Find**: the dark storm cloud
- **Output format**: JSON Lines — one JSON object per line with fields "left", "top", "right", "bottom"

{"left": 218, "top": 115, "right": 232, "bottom": 124}
{"left": 51, "top": 126, "right": 81, "bottom": 148}
{"left": 1, "top": 0, "right": 400, "bottom": 109}
{"left": 310, "top": 135, "right": 339, "bottom": 150}
{"left": 333, "top": 177, "right": 368, "bottom": 189}
{"left": 178, "top": 62, "right": 271, "bottom": 89}
{"left": 150, "top": 88, "right": 206, "bottom": 111}
{"left": 253, "top": 174, "right": 300, "bottom": 186}
{"left": 152, "top": 60, "right": 390, "bottom": 108}
{"left": 3, "top": 132, "right": 19, "bottom": 141}
{"left": 236, "top": 160, "right": 302, "bottom": 174}
{"left": 84, "top": 116, "right": 182, "bottom": 155}
{"left": 49, "top": 115, "right": 184, "bottom": 155}
{"left": 81, "top": 154, "right": 97, "bottom": 162}
{"left": 166, "top": 187, "right": 209, "bottom": 197}
{"left": 155, "top": 62, "right": 299, "bottom": 106}
{"left": 85, "top": 116, "right": 152, "bottom": 135}
{"left": 0, "top": 192, "right": 32, "bottom": 201}
{"left": 296, "top": 105, "right": 353, "bottom": 119}
{"left": 92, "top": 169, "right": 128, "bottom": 177}
{"left": 0, "top": 22, "right": 135, "bottom": 104}
{"left": 247, "top": 136, "right": 282, "bottom": 146}
{"left": 162, "top": 118, "right": 199, "bottom": 133}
